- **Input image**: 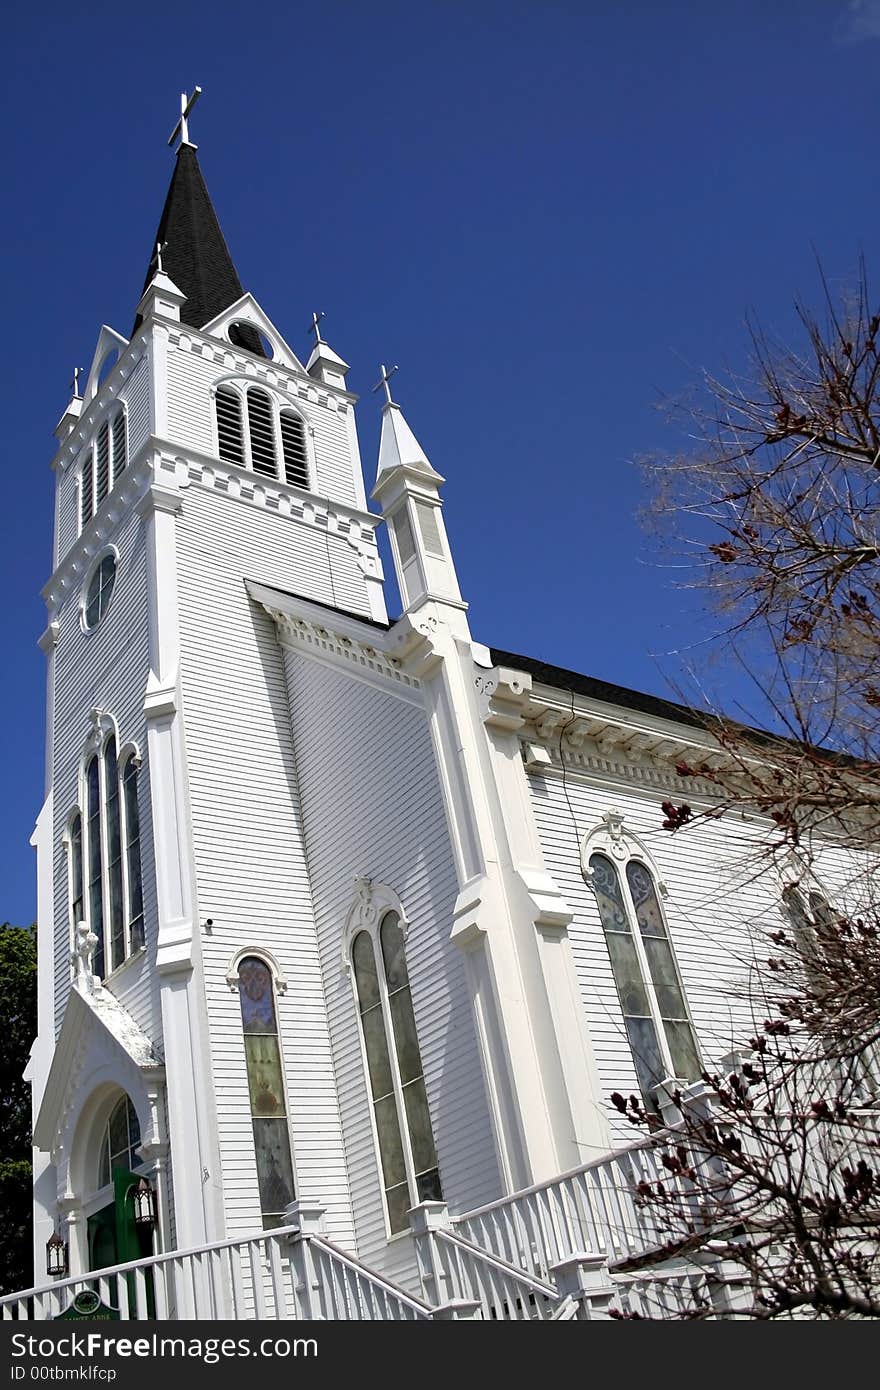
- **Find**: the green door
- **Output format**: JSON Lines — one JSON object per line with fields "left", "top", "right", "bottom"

{"left": 85, "top": 1170, "right": 155, "bottom": 1318}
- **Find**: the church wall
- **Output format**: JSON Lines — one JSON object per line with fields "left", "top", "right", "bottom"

{"left": 175, "top": 487, "right": 355, "bottom": 1248}
{"left": 283, "top": 653, "right": 502, "bottom": 1285}
{"left": 164, "top": 333, "right": 360, "bottom": 511}
{"left": 50, "top": 504, "right": 162, "bottom": 1047}
{"left": 527, "top": 767, "right": 775, "bottom": 1148}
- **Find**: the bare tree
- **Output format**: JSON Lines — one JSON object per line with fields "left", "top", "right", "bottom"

{"left": 621, "top": 265, "right": 880, "bottom": 1319}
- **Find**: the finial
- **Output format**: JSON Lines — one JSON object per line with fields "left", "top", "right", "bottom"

{"left": 168, "top": 85, "right": 202, "bottom": 150}
{"left": 308, "top": 311, "right": 325, "bottom": 347}
{"left": 70, "top": 367, "right": 83, "bottom": 399}
{"left": 372, "top": 363, "right": 399, "bottom": 406}
{"left": 155, "top": 240, "right": 168, "bottom": 275}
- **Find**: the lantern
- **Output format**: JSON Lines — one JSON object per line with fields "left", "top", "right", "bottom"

{"left": 46, "top": 1231, "right": 69, "bottom": 1278}
{"left": 132, "top": 1177, "right": 156, "bottom": 1228}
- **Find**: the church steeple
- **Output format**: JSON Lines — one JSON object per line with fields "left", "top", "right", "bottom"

{"left": 132, "top": 136, "right": 247, "bottom": 336}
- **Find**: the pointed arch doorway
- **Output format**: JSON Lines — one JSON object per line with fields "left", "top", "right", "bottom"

{"left": 85, "top": 1094, "right": 155, "bottom": 1315}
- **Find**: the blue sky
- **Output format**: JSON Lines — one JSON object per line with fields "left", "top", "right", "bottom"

{"left": 1, "top": 1, "right": 877, "bottom": 923}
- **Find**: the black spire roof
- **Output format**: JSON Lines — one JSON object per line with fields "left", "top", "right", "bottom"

{"left": 133, "top": 144, "right": 249, "bottom": 336}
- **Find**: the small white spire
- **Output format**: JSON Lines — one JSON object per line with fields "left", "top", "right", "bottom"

{"left": 168, "top": 85, "right": 202, "bottom": 151}
{"left": 372, "top": 366, "right": 439, "bottom": 487}
{"left": 71, "top": 366, "right": 83, "bottom": 399}
{"left": 305, "top": 312, "right": 350, "bottom": 387}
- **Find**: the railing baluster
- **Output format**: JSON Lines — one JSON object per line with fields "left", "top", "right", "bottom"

{"left": 249, "top": 1240, "right": 268, "bottom": 1320}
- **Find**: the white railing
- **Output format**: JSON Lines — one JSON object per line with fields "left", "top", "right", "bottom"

{"left": 453, "top": 1134, "right": 694, "bottom": 1278}
{"left": 424, "top": 1228, "right": 559, "bottom": 1320}
{"left": 0, "top": 1226, "right": 433, "bottom": 1322}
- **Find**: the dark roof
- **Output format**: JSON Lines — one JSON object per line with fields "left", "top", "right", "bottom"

{"left": 249, "top": 583, "right": 391, "bottom": 632}
{"left": 490, "top": 647, "right": 712, "bottom": 732}
{"left": 132, "top": 145, "right": 258, "bottom": 343}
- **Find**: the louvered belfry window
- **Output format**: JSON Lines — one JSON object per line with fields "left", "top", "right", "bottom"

{"left": 80, "top": 452, "right": 94, "bottom": 531}
{"left": 280, "top": 411, "right": 308, "bottom": 488}
{"left": 78, "top": 408, "right": 126, "bottom": 534}
{"left": 216, "top": 385, "right": 244, "bottom": 464}
{"left": 95, "top": 421, "right": 110, "bottom": 507}
{"left": 111, "top": 409, "right": 126, "bottom": 482}
{"left": 214, "top": 383, "right": 310, "bottom": 489}
{"left": 247, "top": 387, "right": 277, "bottom": 478}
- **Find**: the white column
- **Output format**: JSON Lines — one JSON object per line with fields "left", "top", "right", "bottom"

{"left": 139, "top": 477, "right": 222, "bottom": 1250}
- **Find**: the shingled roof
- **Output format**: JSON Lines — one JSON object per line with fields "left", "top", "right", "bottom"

{"left": 132, "top": 144, "right": 255, "bottom": 341}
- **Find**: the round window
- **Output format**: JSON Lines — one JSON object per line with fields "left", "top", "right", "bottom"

{"left": 84, "top": 553, "right": 117, "bottom": 631}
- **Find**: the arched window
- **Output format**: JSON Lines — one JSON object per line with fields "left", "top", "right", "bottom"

{"left": 86, "top": 756, "right": 105, "bottom": 980}
{"left": 216, "top": 385, "right": 244, "bottom": 464}
{"left": 72, "top": 732, "right": 146, "bottom": 981}
{"left": 352, "top": 911, "right": 441, "bottom": 1235}
{"left": 588, "top": 852, "right": 700, "bottom": 1111}
{"left": 98, "top": 1096, "right": 143, "bottom": 1188}
{"left": 246, "top": 387, "right": 277, "bottom": 477}
{"left": 279, "top": 410, "right": 308, "bottom": 488}
{"left": 105, "top": 738, "right": 124, "bottom": 970}
{"left": 237, "top": 956, "right": 296, "bottom": 1229}
{"left": 213, "top": 383, "right": 311, "bottom": 490}
{"left": 122, "top": 756, "right": 145, "bottom": 954}
{"left": 69, "top": 813, "right": 84, "bottom": 928}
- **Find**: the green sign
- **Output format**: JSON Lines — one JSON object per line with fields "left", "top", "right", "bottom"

{"left": 55, "top": 1289, "right": 120, "bottom": 1321}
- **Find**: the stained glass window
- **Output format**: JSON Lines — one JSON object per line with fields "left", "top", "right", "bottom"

{"left": 105, "top": 738, "right": 124, "bottom": 972}
{"left": 122, "top": 758, "right": 144, "bottom": 953}
{"left": 70, "top": 813, "right": 84, "bottom": 927}
{"left": 84, "top": 554, "right": 116, "bottom": 631}
{"left": 86, "top": 756, "right": 104, "bottom": 980}
{"left": 353, "top": 912, "right": 442, "bottom": 1235}
{"left": 589, "top": 851, "right": 700, "bottom": 1111}
{"left": 237, "top": 957, "right": 295, "bottom": 1228}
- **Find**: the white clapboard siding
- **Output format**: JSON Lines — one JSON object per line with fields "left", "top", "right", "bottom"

{"left": 50, "top": 505, "right": 161, "bottom": 1048}
{"left": 175, "top": 488, "right": 355, "bottom": 1249}
{"left": 284, "top": 653, "right": 502, "bottom": 1287}
{"left": 165, "top": 334, "right": 360, "bottom": 509}
{"left": 527, "top": 769, "right": 780, "bottom": 1147}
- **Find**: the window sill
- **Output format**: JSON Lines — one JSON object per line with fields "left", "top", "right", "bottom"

{"left": 101, "top": 945, "right": 147, "bottom": 989}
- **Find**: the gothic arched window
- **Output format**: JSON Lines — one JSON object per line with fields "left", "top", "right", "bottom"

{"left": 70, "top": 730, "right": 146, "bottom": 980}
{"left": 236, "top": 956, "right": 296, "bottom": 1229}
{"left": 98, "top": 1095, "right": 143, "bottom": 1188}
{"left": 588, "top": 851, "right": 700, "bottom": 1111}
{"left": 122, "top": 755, "right": 145, "bottom": 953}
{"left": 352, "top": 911, "right": 442, "bottom": 1235}
{"left": 213, "top": 382, "right": 311, "bottom": 490}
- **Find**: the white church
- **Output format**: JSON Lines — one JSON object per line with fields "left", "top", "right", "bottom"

{"left": 8, "top": 94, "right": 815, "bottom": 1321}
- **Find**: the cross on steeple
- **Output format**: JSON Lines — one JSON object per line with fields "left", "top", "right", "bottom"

{"left": 308, "top": 311, "right": 325, "bottom": 347}
{"left": 168, "top": 86, "right": 202, "bottom": 150}
{"left": 155, "top": 240, "right": 168, "bottom": 274}
{"left": 372, "top": 363, "right": 399, "bottom": 406}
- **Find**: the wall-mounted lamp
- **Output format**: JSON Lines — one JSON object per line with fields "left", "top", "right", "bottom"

{"left": 46, "top": 1231, "right": 69, "bottom": 1278}
{"left": 132, "top": 1177, "right": 157, "bottom": 1228}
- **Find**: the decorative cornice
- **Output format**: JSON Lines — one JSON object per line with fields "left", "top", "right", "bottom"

{"left": 251, "top": 588, "right": 420, "bottom": 697}
{"left": 166, "top": 321, "right": 357, "bottom": 408}
{"left": 149, "top": 439, "right": 380, "bottom": 542}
